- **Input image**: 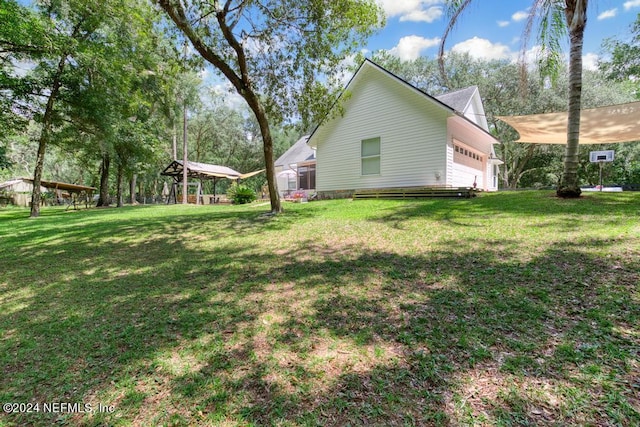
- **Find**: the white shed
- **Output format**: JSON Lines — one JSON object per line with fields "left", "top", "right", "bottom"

{"left": 0, "top": 178, "right": 46, "bottom": 207}
{"left": 307, "top": 60, "right": 501, "bottom": 198}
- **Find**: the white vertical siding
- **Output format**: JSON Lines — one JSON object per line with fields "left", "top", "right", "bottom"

{"left": 315, "top": 67, "right": 450, "bottom": 192}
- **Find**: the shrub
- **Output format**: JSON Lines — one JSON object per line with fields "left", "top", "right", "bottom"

{"left": 227, "top": 184, "right": 256, "bottom": 204}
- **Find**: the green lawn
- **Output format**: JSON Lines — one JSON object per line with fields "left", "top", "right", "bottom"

{"left": 1, "top": 192, "right": 638, "bottom": 426}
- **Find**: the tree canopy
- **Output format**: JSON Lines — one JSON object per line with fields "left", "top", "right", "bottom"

{"left": 600, "top": 13, "right": 640, "bottom": 98}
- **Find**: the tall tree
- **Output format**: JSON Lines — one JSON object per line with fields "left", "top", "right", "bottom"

{"left": 440, "top": 0, "right": 589, "bottom": 198}
{"left": 155, "top": 0, "right": 383, "bottom": 213}
{"left": 22, "top": 0, "right": 182, "bottom": 210}
{"left": 21, "top": 0, "right": 129, "bottom": 216}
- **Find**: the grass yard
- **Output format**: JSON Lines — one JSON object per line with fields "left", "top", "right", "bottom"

{"left": 0, "top": 191, "right": 638, "bottom": 426}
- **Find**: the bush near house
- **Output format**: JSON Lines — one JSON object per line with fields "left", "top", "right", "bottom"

{"left": 227, "top": 183, "right": 256, "bottom": 204}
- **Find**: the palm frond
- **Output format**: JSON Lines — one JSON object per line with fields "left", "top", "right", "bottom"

{"left": 438, "top": 0, "right": 473, "bottom": 83}
{"left": 537, "top": 3, "right": 566, "bottom": 85}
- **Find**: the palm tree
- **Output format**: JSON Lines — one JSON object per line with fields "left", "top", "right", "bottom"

{"left": 439, "top": 0, "right": 588, "bottom": 198}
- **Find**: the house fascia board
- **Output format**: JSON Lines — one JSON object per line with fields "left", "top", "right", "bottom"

{"left": 449, "top": 115, "right": 500, "bottom": 145}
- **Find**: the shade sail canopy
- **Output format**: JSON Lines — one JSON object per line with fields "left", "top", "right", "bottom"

{"left": 497, "top": 101, "right": 640, "bottom": 144}
{"left": 161, "top": 160, "right": 264, "bottom": 180}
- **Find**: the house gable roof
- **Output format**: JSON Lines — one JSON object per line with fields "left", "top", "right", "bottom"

{"left": 435, "top": 86, "right": 477, "bottom": 113}
{"left": 308, "top": 59, "right": 497, "bottom": 146}
{"left": 275, "top": 135, "right": 314, "bottom": 168}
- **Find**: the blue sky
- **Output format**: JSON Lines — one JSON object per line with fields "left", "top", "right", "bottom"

{"left": 369, "top": 0, "right": 640, "bottom": 70}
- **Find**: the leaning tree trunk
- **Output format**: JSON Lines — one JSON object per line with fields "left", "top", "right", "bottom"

{"left": 558, "top": 0, "right": 587, "bottom": 198}
{"left": 245, "top": 92, "right": 281, "bottom": 213}
{"left": 96, "top": 152, "right": 111, "bottom": 207}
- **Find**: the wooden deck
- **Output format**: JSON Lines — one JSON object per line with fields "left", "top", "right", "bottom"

{"left": 352, "top": 187, "right": 479, "bottom": 199}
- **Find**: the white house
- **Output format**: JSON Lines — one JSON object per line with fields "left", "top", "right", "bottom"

{"left": 274, "top": 135, "right": 316, "bottom": 197}
{"left": 307, "top": 59, "right": 501, "bottom": 198}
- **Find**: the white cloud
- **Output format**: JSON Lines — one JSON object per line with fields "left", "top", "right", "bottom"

{"left": 624, "top": 0, "right": 640, "bottom": 10}
{"left": 389, "top": 35, "right": 441, "bottom": 61}
{"left": 511, "top": 10, "right": 529, "bottom": 22}
{"left": 582, "top": 53, "right": 599, "bottom": 71}
{"left": 597, "top": 8, "right": 617, "bottom": 20}
{"left": 497, "top": 20, "right": 510, "bottom": 27}
{"left": 518, "top": 45, "right": 543, "bottom": 67}
{"left": 378, "top": 0, "right": 444, "bottom": 23}
{"left": 399, "top": 6, "right": 443, "bottom": 23}
{"left": 451, "top": 37, "right": 512, "bottom": 61}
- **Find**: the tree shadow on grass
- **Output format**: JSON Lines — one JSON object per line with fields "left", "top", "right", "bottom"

{"left": 163, "top": 238, "right": 638, "bottom": 426}
{"left": 369, "top": 191, "right": 640, "bottom": 231}
{"left": 0, "top": 213, "right": 638, "bottom": 425}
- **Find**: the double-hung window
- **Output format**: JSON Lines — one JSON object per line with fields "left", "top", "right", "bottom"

{"left": 361, "top": 137, "right": 381, "bottom": 175}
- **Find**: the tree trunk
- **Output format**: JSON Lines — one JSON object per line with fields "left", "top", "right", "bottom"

{"left": 116, "top": 164, "right": 124, "bottom": 207}
{"left": 30, "top": 130, "right": 48, "bottom": 217}
{"left": 157, "top": 0, "right": 281, "bottom": 212}
{"left": 558, "top": 0, "right": 587, "bottom": 198}
{"left": 182, "top": 100, "right": 188, "bottom": 204}
{"left": 96, "top": 152, "right": 111, "bottom": 206}
{"left": 246, "top": 93, "right": 281, "bottom": 213}
{"left": 172, "top": 121, "right": 177, "bottom": 161}
{"left": 30, "top": 55, "right": 67, "bottom": 218}
{"left": 130, "top": 173, "right": 137, "bottom": 204}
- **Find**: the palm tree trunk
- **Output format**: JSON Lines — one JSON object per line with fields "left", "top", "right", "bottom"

{"left": 557, "top": 0, "right": 587, "bottom": 198}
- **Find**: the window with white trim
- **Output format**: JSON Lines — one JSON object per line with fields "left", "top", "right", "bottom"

{"left": 361, "top": 137, "right": 380, "bottom": 175}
